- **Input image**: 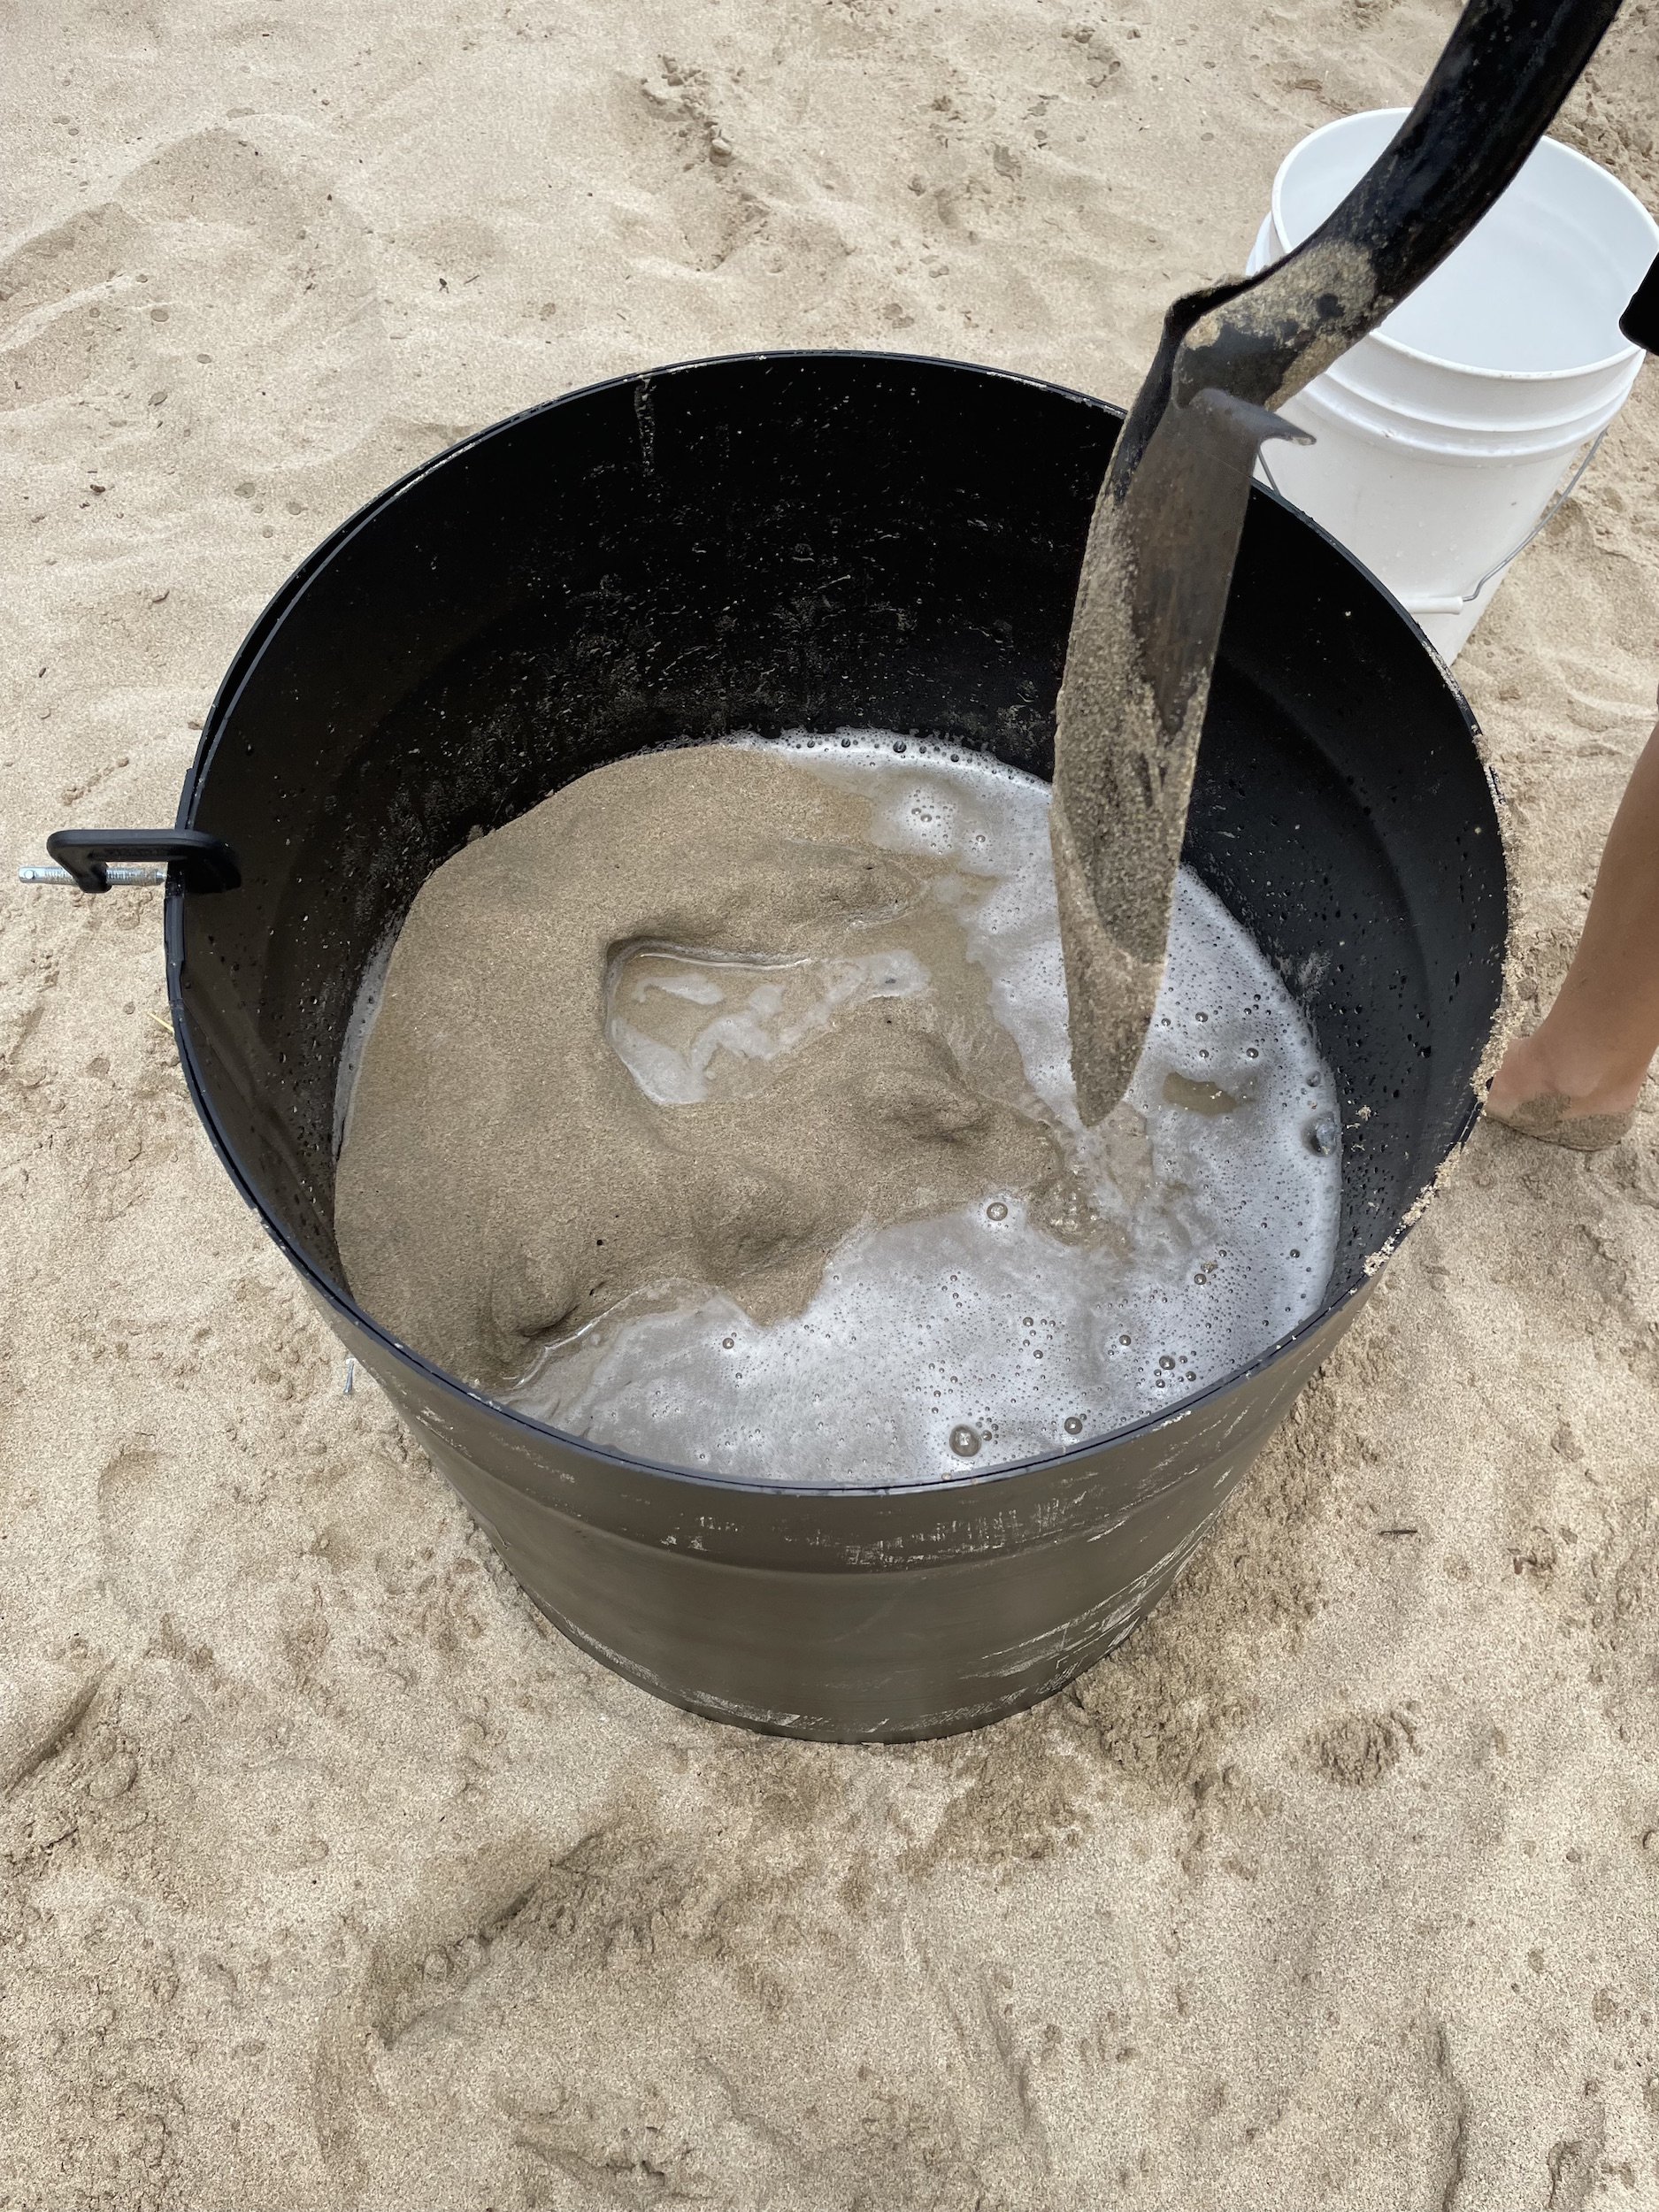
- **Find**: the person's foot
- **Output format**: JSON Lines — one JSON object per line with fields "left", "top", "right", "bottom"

{"left": 1484, "top": 1027, "right": 1641, "bottom": 1152}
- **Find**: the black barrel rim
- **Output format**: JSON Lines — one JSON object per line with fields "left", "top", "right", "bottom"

{"left": 163, "top": 347, "right": 1500, "bottom": 1505}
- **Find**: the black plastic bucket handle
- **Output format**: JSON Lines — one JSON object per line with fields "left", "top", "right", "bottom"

{"left": 42, "top": 827, "right": 240, "bottom": 895}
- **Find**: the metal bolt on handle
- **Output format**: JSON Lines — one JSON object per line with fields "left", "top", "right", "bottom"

{"left": 20, "top": 863, "right": 173, "bottom": 887}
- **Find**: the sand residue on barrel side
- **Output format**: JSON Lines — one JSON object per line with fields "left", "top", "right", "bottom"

{"left": 334, "top": 744, "right": 1063, "bottom": 1394}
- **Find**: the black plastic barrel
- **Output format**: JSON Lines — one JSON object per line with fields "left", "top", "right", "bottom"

{"left": 162, "top": 350, "right": 1504, "bottom": 1741}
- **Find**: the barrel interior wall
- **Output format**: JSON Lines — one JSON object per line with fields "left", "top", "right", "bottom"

{"left": 171, "top": 353, "right": 1502, "bottom": 1373}
{"left": 1204, "top": 490, "right": 1503, "bottom": 1284}
{"left": 177, "top": 360, "right": 1125, "bottom": 1289}
{"left": 1186, "top": 668, "right": 1435, "bottom": 1292}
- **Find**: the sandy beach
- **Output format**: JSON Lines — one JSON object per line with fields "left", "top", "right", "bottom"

{"left": 6, "top": 0, "right": 1659, "bottom": 2203}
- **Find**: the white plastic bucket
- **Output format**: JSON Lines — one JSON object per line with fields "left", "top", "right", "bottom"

{"left": 1245, "top": 110, "right": 1658, "bottom": 659}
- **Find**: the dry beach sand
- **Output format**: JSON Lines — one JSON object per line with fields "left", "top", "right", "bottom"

{"left": 6, "top": 0, "right": 1659, "bottom": 2203}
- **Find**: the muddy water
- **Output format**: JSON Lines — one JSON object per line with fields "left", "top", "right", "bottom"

{"left": 503, "top": 736, "right": 1341, "bottom": 1482}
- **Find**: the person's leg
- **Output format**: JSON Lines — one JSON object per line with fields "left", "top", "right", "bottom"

{"left": 1486, "top": 714, "right": 1659, "bottom": 1148}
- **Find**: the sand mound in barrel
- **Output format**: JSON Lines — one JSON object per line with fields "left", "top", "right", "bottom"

{"left": 335, "top": 743, "right": 1064, "bottom": 1394}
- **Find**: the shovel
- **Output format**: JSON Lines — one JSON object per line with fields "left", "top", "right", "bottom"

{"left": 1056, "top": 0, "right": 1628, "bottom": 1125}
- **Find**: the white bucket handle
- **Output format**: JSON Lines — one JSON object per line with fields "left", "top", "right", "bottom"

{"left": 1257, "top": 420, "right": 1609, "bottom": 614}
